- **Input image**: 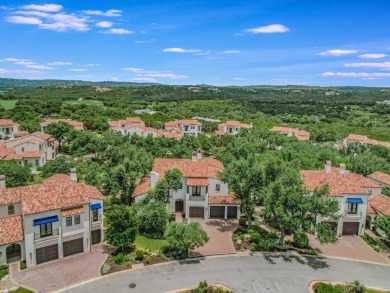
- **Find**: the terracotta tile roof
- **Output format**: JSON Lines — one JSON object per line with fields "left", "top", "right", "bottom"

{"left": 29, "top": 131, "right": 52, "bottom": 140}
{"left": 22, "top": 151, "right": 44, "bottom": 158}
{"left": 215, "top": 129, "right": 225, "bottom": 135}
{"left": 270, "top": 126, "right": 298, "bottom": 133}
{"left": 0, "top": 119, "right": 15, "bottom": 127}
{"left": 132, "top": 175, "right": 151, "bottom": 198}
{"left": 0, "top": 187, "right": 22, "bottom": 205}
{"left": 0, "top": 147, "right": 16, "bottom": 159}
{"left": 61, "top": 206, "right": 85, "bottom": 216}
{"left": 175, "top": 119, "right": 201, "bottom": 125}
{"left": 126, "top": 117, "right": 143, "bottom": 123}
{"left": 40, "top": 119, "right": 84, "bottom": 130}
{"left": 159, "top": 131, "right": 183, "bottom": 140}
{"left": 225, "top": 121, "right": 252, "bottom": 128}
{"left": 300, "top": 168, "right": 381, "bottom": 197}
{"left": 14, "top": 131, "right": 29, "bottom": 137}
{"left": 368, "top": 195, "right": 390, "bottom": 216}
{"left": 378, "top": 141, "right": 390, "bottom": 147}
{"left": 368, "top": 171, "right": 390, "bottom": 186}
{"left": 4, "top": 153, "right": 24, "bottom": 160}
{"left": 208, "top": 192, "right": 240, "bottom": 205}
{"left": 366, "top": 202, "right": 376, "bottom": 214}
{"left": 346, "top": 134, "right": 368, "bottom": 141}
{"left": 110, "top": 121, "right": 120, "bottom": 128}
{"left": 0, "top": 216, "right": 24, "bottom": 246}
{"left": 187, "top": 177, "right": 208, "bottom": 186}
{"left": 153, "top": 157, "right": 224, "bottom": 179}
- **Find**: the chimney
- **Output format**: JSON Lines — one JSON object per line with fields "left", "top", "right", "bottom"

{"left": 196, "top": 149, "right": 202, "bottom": 160}
{"left": 192, "top": 151, "right": 197, "bottom": 161}
{"left": 337, "top": 163, "right": 347, "bottom": 174}
{"left": 151, "top": 171, "right": 159, "bottom": 188}
{"left": 70, "top": 168, "right": 77, "bottom": 181}
{"left": 0, "top": 175, "right": 5, "bottom": 189}
{"left": 324, "top": 161, "right": 332, "bottom": 174}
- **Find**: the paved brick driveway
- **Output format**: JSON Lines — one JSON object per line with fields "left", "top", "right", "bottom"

{"left": 308, "top": 234, "right": 390, "bottom": 265}
{"left": 190, "top": 218, "right": 238, "bottom": 256}
{"left": 11, "top": 244, "right": 108, "bottom": 293}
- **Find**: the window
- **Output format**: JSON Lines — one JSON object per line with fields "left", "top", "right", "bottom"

{"left": 347, "top": 203, "right": 358, "bottom": 214}
{"left": 187, "top": 186, "right": 189, "bottom": 193}
{"left": 184, "top": 125, "right": 189, "bottom": 131}
{"left": 74, "top": 214, "right": 81, "bottom": 225}
{"left": 191, "top": 126, "right": 195, "bottom": 130}
{"left": 216, "top": 184, "right": 220, "bottom": 193}
{"left": 179, "top": 182, "right": 183, "bottom": 189}
{"left": 42, "top": 157, "right": 45, "bottom": 164}
{"left": 92, "top": 209, "right": 99, "bottom": 222}
{"left": 192, "top": 186, "right": 201, "bottom": 196}
{"left": 21, "top": 147, "right": 24, "bottom": 152}
{"left": 40, "top": 223, "right": 53, "bottom": 237}
{"left": 8, "top": 204, "right": 15, "bottom": 215}
{"left": 35, "top": 159, "right": 39, "bottom": 166}
{"left": 198, "top": 126, "right": 201, "bottom": 131}
{"left": 66, "top": 217, "right": 72, "bottom": 227}
{"left": 24, "top": 160, "right": 28, "bottom": 165}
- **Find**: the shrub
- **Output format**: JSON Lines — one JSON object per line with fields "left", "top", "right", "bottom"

{"left": 239, "top": 217, "right": 247, "bottom": 227}
{"left": 307, "top": 249, "right": 318, "bottom": 255}
{"left": 20, "top": 261, "right": 27, "bottom": 270}
{"left": 0, "top": 264, "right": 8, "bottom": 270}
{"left": 293, "top": 231, "right": 309, "bottom": 249}
{"left": 252, "top": 222, "right": 261, "bottom": 233}
{"left": 135, "top": 250, "right": 145, "bottom": 261}
{"left": 144, "top": 255, "right": 151, "bottom": 265}
{"left": 315, "top": 283, "right": 344, "bottom": 293}
{"left": 249, "top": 232, "right": 261, "bottom": 244}
{"left": 112, "top": 252, "right": 130, "bottom": 265}
{"left": 138, "top": 202, "right": 170, "bottom": 239}
{"left": 249, "top": 243, "right": 257, "bottom": 251}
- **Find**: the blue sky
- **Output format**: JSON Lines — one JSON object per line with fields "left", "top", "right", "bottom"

{"left": 1, "top": 0, "right": 390, "bottom": 86}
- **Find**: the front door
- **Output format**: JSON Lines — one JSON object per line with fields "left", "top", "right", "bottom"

{"left": 175, "top": 200, "right": 184, "bottom": 212}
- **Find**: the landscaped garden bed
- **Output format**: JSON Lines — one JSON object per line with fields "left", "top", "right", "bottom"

{"left": 312, "top": 281, "right": 389, "bottom": 293}
{"left": 177, "top": 281, "right": 233, "bottom": 293}
{"left": 361, "top": 233, "right": 381, "bottom": 253}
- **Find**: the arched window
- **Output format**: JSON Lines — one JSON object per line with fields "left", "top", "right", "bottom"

{"left": 8, "top": 204, "right": 15, "bottom": 215}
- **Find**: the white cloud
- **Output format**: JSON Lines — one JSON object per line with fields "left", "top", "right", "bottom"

{"left": 322, "top": 72, "right": 390, "bottom": 77}
{"left": 246, "top": 24, "right": 289, "bottom": 34}
{"left": 0, "top": 58, "right": 31, "bottom": 63}
{"left": 15, "top": 61, "right": 36, "bottom": 66}
{"left": 6, "top": 16, "right": 42, "bottom": 25}
{"left": 362, "top": 77, "right": 382, "bottom": 80}
{"left": 357, "top": 54, "right": 388, "bottom": 59}
{"left": 129, "top": 78, "right": 157, "bottom": 83}
{"left": 21, "top": 4, "right": 63, "bottom": 12}
{"left": 83, "top": 63, "right": 100, "bottom": 67}
{"left": 221, "top": 50, "right": 240, "bottom": 54}
{"left": 39, "top": 13, "right": 89, "bottom": 31}
{"left": 134, "top": 39, "right": 154, "bottom": 44}
{"left": 102, "top": 28, "right": 134, "bottom": 35}
{"left": 0, "top": 68, "right": 44, "bottom": 75}
{"left": 69, "top": 68, "right": 87, "bottom": 72}
{"left": 83, "top": 9, "right": 122, "bottom": 17}
{"left": 233, "top": 77, "right": 246, "bottom": 81}
{"left": 47, "top": 61, "right": 72, "bottom": 66}
{"left": 344, "top": 62, "right": 390, "bottom": 70}
{"left": 317, "top": 49, "right": 358, "bottom": 56}
{"left": 96, "top": 21, "right": 113, "bottom": 28}
{"left": 26, "top": 64, "right": 54, "bottom": 69}
{"left": 123, "top": 67, "right": 145, "bottom": 73}
{"left": 145, "top": 73, "right": 187, "bottom": 79}
{"left": 123, "top": 67, "right": 188, "bottom": 79}
{"left": 163, "top": 48, "right": 201, "bottom": 53}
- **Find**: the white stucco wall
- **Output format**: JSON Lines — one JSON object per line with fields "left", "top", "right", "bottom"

{"left": 0, "top": 203, "right": 22, "bottom": 218}
{"left": 208, "top": 178, "right": 228, "bottom": 195}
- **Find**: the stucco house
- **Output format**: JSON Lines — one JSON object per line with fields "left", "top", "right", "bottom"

{"left": 215, "top": 121, "right": 252, "bottom": 136}
{"left": 0, "top": 132, "right": 58, "bottom": 170}
{"left": 0, "top": 169, "right": 104, "bottom": 267}
{"left": 0, "top": 119, "right": 24, "bottom": 139}
{"left": 343, "top": 134, "right": 390, "bottom": 148}
{"left": 300, "top": 161, "right": 382, "bottom": 236}
{"left": 366, "top": 195, "right": 390, "bottom": 234}
{"left": 270, "top": 126, "right": 310, "bottom": 141}
{"left": 164, "top": 119, "right": 202, "bottom": 137}
{"left": 132, "top": 150, "right": 240, "bottom": 219}
{"left": 40, "top": 119, "right": 84, "bottom": 132}
{"left": 367, "top": 171, "right": 390, "bottom": 192}
{"left": 109, "top": 117, "right": 159, "bottom": 138}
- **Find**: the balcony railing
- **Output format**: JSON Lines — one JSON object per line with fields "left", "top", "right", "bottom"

{"left": 34, "top": 228, "right": 59, "bottom": 241}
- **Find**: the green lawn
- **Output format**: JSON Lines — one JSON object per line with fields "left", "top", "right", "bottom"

{"left": 65, "top": 100, "right": 104, "bottom": 107}
{"left": 134, "top": 235, "right": 167, "bottom": 252}
{"left": 0, "top": 99, "right": 18, "bottom": 110}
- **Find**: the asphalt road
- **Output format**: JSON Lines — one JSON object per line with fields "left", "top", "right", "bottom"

{"left": 61, "top": 254, "right": 390, "bottom": 293}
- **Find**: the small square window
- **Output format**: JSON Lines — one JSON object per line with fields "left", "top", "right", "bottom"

{"left": 74, "top": 214, "right": 81, "bottom": 225}
{"left": 66, "top": 216, "right": 72, "bottom": 227}
{"left": 216, "top": 184, "right": 220, "bottom": 192}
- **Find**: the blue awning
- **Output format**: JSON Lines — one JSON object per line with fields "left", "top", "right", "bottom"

{"left": 347, "top": 198, "right": 363, "bottom": 204}
{"left": 91, "top": 203, "right": 102, "bottom": 210}
{"left": 33, "top": 215, "right": 58, "bottom": 226}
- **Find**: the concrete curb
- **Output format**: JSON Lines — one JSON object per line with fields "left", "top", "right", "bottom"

{"left": 54, "top": 252, "right": 390, "bottom": 293}
{"left": 307, "top": 280, "right": 390, "bottom": 292}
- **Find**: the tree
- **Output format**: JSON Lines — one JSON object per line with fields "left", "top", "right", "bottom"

{"left": 105, "top": 205, "right": 138, "bottom": 252}
{"left": 219, "top": 157, "right": 265, "bottom": 228}
{"left": 0, "top": 161, "right": 32, "bottom": 187}
{"left": 152, "top": 168, "right": 182, "bottom": 203}
{"left": 164, "top": 222, "right": 209, "bottom": 258}
{"left": 350, "top": 152, "right": 390, "bottom": 176}
{"left": 138, "top": 202, "right": 170, "bottom": 239}
{"left": 45, "top": 121, "right": 74, "bottom": 151}
{"left": 41, "top": 156, "right": 76, "bottom": 178}
{"left": 264, "top": 168, "right": 339, "bottom": 245}
{"left": 374, "top": 215, "right": 390, "bottom": 239}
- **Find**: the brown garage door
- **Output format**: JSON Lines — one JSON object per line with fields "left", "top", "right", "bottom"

{"left": 342, "top": 222, "right": 359, "bottom": 235}
{"left": 63, "top": 238, "right": 83, "bottom": 257}
{"left": 227, "top": 206, "right": 238, "bottom": 219}
{"left": 210, "top": 206, "right": 225, "bottom": 218}
{"left": 189, "top": 207, "right": 204, "bottom": 218}
{"left": 92, "top": 229, "right": 101, "bottom": 245}
{"left": 36, "top": 244, "right": 58, "bottom": 264}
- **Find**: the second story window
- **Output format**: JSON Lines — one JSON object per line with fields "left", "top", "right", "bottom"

{"left": 191, "top": 126, "right": 195, "bottom": 130}
{"left": 184, "top": 125, "right": 189, "bottom": 131}
{"left": 40, "top": 223, "right": 53, "bottom": 237}
{"left": 74, "top": 214, "right": 81, "bottom": 225}
{"left": 347, "top": 203, "right": 358, "bottom": 214}
{"left": 198, "top": 126, "right": 201, "bottom": 131}
{"left": 92, "top": 209, "right": 99, "bottom": 222}
{"left": 8, "top": 204, "right": 15, "bottom": 215}
{"left": 66, "top": 217, "right": 72, "bottom": 227}
{"left": 192, "top": 186, "right": 201, "bottom": 196}
{"left": 216, "top": 184, "right": 220, "bottom": 192}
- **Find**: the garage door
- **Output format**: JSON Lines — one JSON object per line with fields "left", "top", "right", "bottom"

{"left": 91, "top": 229, "right": 101, "bottom": 245}
{"left": 36, "top": 244, "right": 58, "bottom": 264}
{"left": 189, "top": 207, "right": 204, "bottom": 218}
{"left": 63, "top": 238, "right": 83, "bottom": 257}
{"left": 227, "top": 206, "right": 238, "bottom": 219}
{"left": 342, "top": 222, "right": 359, "bottom": 235}
{"left": 210, "top": 206, "right": 225, "bottom": 218}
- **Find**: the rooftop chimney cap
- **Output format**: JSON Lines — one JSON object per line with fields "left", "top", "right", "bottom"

{"left": 338, "top": 163, "right": 346, "bottom": 168}
{"left": 0, "top": 175, "right": 5, "bottom": 180}
{"left": 70, "top": 168, "right": 77, "bottom": 173}
{"left": 325, "top": 160, "right": 332, "bottom": 165}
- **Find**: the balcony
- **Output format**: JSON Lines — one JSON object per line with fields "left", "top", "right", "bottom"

{"left": 186, "top": 193, "right": 207, "bottom": 202}
{"left": 343, "top": 210, "right": 363, "bottom": 219}
{"left": 34, "top": 228, "right": 59, "bottom": 242}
